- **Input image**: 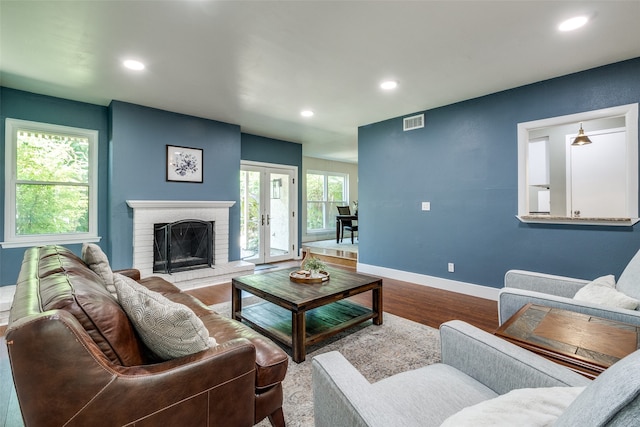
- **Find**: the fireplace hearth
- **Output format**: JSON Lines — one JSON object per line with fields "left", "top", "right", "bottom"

{"left": 154, "top": 219, "right": 214, "bottom": 274}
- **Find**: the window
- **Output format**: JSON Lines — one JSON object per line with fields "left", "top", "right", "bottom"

{"left": 306, "top": 171, "right": 347, "bottom": 232}
{"left": 3, "top": 119, "right": 99, "bottom": 247}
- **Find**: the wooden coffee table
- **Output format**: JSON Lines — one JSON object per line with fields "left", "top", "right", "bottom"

{"left": 231, "top": 267, "right": 383, "bottom": 363}
{"left": 495, "top": 303, "right": 640, "bottom": 378}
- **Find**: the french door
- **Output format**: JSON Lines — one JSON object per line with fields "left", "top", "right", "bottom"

{"left": 240, "top": 162, "right": 297, "bottom": 264}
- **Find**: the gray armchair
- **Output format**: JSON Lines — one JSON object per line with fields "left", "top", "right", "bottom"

{"left": 499, "top": 249, "right": 640, "bottom": 326}
{"left": 312, "top": 320, "right": 640, "bottom": 426}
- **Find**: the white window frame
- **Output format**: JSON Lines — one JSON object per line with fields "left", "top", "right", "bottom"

{"left": 2, "top": 118, "right": 100, "bottom": 248}
{"left": 306, "top": 170, "right": 348, "bottom": 232}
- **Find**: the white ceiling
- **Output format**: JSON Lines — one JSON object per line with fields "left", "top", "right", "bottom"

{"left": 1, "top": 1, "right": 639, "bottom": 163}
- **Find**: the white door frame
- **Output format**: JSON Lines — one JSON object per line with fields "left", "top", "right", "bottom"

{"left": 241, "top": 160, "right": 298, "bottom": 263}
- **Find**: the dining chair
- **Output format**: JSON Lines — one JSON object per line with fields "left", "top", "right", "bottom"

{"left": 336, "top": 206, "right": 358, "bottom": 244}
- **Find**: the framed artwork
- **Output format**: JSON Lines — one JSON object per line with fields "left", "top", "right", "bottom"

{"left": 166, "top": 145, "right": 203, "bottom": 183}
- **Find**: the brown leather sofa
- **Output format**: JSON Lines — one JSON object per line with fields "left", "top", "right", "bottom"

{"left": 6, "top": 245, "right": 288, "bottom": 426}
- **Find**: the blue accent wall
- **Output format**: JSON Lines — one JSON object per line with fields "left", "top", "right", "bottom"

{"left": 241, "top": 133, "right": 303, "bottom": 250}
{"left": 241, "top": 133, "right": 302, "bottom": 167}
{"left": 0, "top": 92, "right": 302, "bottom": 285}
{"left": 108, "top": 101, "right": 242, "bottom": 269}
{"left": 0, "top": 88, "right": 109, "bottom": 285}
{"left": 358, "top": 58, "right": 640, "bottom": 289}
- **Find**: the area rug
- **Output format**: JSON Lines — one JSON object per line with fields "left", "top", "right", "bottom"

{"left": 211, "top": 300, "right": 442, "bottom": 427}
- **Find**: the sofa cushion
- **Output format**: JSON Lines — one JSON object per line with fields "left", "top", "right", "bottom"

{"left": 615, "top": 249, "right": 640, "bottom": 301}
{"left": 440, "top": 386, "right": 585, "bottom": 426}
{"left": 36, "top": 246, "right": 146, "bottom": 366}
{"left": 36, "top": 245, "right": 90, "bottom": 278}
{"left": 369, "top": 363, "right": 498, "bottom": 426}
{"left": 114, "top": 273, "right": 217, "bottom": 360}
{"left": 555, "top": 349, "right": 640, "bottom": 426}
{"left": 573, "top": 275, "right": 639, "bottom": 310}
{"left": 82, "top": 243, "right": 117, "bottom": 298}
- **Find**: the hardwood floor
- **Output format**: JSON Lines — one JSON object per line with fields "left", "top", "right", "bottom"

{"left": 187, "top": 260, "right": 499, "bottom": 333}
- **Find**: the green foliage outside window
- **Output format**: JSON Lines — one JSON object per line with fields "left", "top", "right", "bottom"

{"left": 306, "top": 174, "right": 324, "bottom": 230}
{"left": 306, "top": 172, "right": 347, "bottom": 231}
{"left": 15, "top": 131, "right": 90, "bottom": 236}
{"left": 327, "top": 175, "right": 344, "bottom": 201}
{"left": 240, "top": 170, "right": 261, "bottom": 257}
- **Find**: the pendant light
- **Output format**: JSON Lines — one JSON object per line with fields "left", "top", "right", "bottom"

{"left": 571, "top": 122, "right": 592, "bottom": 146}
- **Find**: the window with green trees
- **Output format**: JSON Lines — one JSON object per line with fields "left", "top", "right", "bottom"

{"left": 3, "top": 119, "right": 99, "bottom": 247}
{"left": 306, "top": 171, "right": 347, "bottom": 232}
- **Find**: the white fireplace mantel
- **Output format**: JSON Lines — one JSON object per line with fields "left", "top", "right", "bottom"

{"left": 126, "top": 200, "right": 235, "bottom": 209}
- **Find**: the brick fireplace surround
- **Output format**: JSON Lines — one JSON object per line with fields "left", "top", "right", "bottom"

{"left": 126, "top": 200, "right": 254, "bottom": 291}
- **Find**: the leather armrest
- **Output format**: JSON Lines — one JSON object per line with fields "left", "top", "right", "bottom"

{"left": 7, "top": 311, "right": 257, "bottom": 426}
{"left": 114, "top": 268, "right": 141, "bottom": 281}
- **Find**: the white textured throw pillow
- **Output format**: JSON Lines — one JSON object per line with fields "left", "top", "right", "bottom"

{"left": 113, "top": 273, "right": 216, "bottom": 359}
{"left": 573, "top": 275, "right": 639, "bottom": 310}
{"left": 440, "top": 386, "right": 585, "bottom": 427}
{"left": 82, "top": 243, "right": 117, "bottom": 298}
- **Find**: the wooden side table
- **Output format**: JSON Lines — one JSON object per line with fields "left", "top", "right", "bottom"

{"left": 495, "top": 303, "right": 640, "bottom": 379}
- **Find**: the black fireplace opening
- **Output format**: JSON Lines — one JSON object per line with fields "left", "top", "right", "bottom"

{"left": 154, "top": 219, "right": 214, "bottom": 274}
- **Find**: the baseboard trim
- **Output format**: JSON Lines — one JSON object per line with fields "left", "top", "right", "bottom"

{"left": 357, "top": 263, "right": 499, "bottom": 301}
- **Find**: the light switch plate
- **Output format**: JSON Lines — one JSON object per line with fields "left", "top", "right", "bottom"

{"left": 421, "top": 202, "right": 431, "bottom": 211}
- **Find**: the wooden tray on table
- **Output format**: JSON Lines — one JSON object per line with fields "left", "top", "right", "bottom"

{"left": 289, "top": 270, "right": 330, "bottom": 284}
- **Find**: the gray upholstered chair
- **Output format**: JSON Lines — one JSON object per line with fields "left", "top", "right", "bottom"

{"left": 499, "top": 249, "right": 640, "bottom": 326}
{"left": 312, "top": 320, "right": 640, "bottom": 427}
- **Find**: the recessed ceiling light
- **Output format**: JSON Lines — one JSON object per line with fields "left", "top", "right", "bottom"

{"left": 123, "top": 59, "right": 145, "bottom": 71}
{"left": 301, "top": 110, "right": 314, "bottom": 117}
{"left": 559, "top": 16, "right": 589, "bottom": 32}
{"left": 380, "top": 80, "right": 398, "bottom": 90}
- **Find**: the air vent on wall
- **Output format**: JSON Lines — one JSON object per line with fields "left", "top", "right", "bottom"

{"left": 403, "top": 114, "right": 424, "bottom": 131}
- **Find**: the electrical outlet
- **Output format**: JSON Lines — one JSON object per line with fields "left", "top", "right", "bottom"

{"left": 421, "top": 202, "right": 431, "bottom": 211}
{"left": 448, "top": 263, "right": 455, "bottom": 273}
